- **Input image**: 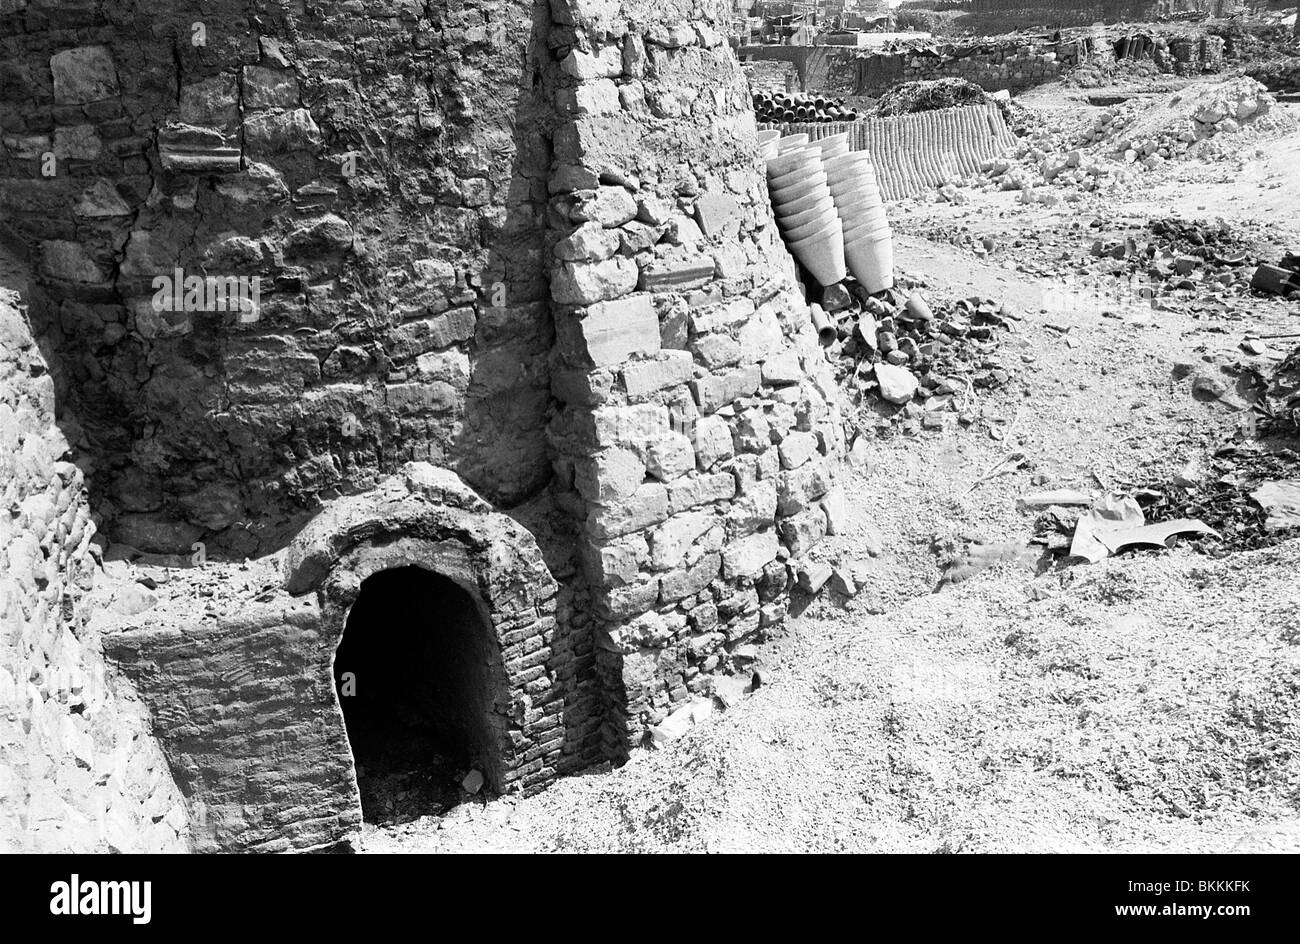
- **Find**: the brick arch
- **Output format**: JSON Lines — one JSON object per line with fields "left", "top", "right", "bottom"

{"left": 284, "top": 463, "right": 563, "bottom": 801}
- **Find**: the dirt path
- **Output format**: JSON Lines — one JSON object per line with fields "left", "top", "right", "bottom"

{"left": 364, "top": 95, "right": 1300, "bottom": 855}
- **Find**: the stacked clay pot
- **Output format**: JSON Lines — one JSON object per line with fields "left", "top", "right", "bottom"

{"left": 766, "top": 139, "right": 846, "bottom": 287}
{"left": 823, "top": 149, "right": 893, "bottom": 294}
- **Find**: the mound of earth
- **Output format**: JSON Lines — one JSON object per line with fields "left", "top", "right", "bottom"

{"left": 873, "top": 79, "right": 998, "bottom": 118}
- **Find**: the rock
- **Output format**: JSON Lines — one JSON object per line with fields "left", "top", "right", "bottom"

{"left": 847, "top": 436, "right": 871, "bottom": 470}
{"left": 796, "top": 560, "right": 833, "bottom": 593}
{"left": 712, "top": 674, "right": 750, "bottom": 709}
{"left": 777, "top": 431, "right": 818, "bottom": 470}
{"left": 829, "top": 567, "right": 857, "bottom": 596}
{"left": 874, "top": 363, "right": 919, "bottom": 404}
{"left": 1190, "top": 374, "right": 1229, "bottom": 402}
{"left": 821, "top": 283, "right": 852, "bottom": 312}
{"left": 558, "top": 294, "right": 660, "bottom": 366}
{"left": 645, "top": 433, "right": 695, "bottom": 482}
{"left": 50, "top": 46, "right": 119, "bottom": 104}
{"left": 573, "top": 186, "right": 638, "bottom": 227}
{"left": 722, "top": 530, "right": 779, "bottom": 579}
{"left": 551, "top": 257, "right": 638, "bottom": 305}
{"left": 461, "top": 769, "right": 485, "bottom": 794}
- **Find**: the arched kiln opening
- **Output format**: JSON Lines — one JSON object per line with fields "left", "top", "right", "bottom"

{"left": 332, "top": 565, "right": 505, "bottom": 825}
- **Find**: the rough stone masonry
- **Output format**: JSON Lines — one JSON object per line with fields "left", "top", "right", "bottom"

{"left": 0, "top": 0, "right": 847, "bottom": 851}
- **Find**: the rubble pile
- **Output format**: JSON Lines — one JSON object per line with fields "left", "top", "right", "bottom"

{"left": 1083, "top": 217, "right": 1260, "bottom": 300}
{"left": 1075, "top": 217, "right": 1299, "bottom": 303}
{"left": 956, "top": 78, "right": 1291, "bottom": 204}
{"left": 753, "top": 90, "right": 859, "bottom": 123}
{"left": 872, "top": 78, "right": 1000, "bottom": 118}
{"left": 1079, "top": 77, "right": 1281, "bottom": 154}
{"left": 819, "top": 278, "right": 1016, "bottom": 435}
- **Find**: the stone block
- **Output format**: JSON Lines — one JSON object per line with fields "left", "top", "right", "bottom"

{"left": 639, "top": 256, "right": 715, "bottom": 292}
{"left": 778, "top": 508, "right": 826, "bottom": 558}
{"left": 725, "top": 481, "right": 777, "bottom": 539}
{"left": 622, "top": 350, "right": 694, "bottom": 398}
{"left": 660, "top": 552, "right": 721, "bottom": 603}
{"left": 557, "top": 294, "right": 659, "bottom": 367}
{"left": 590, "top": 403, "right": 668, "bottom": 451}
{"left": 552, "top": 257, "right": 638, "bottom": 305}
{"left": 594, "top": 577, "right": 661, "bottom": 620}
{"left": 694, "top": 192, "right": 743, "bottom": 238}
{"left": 776, "top": 460, "right": 833, "bottom": 516}
{"left": 738, "top": 306, "right": 783, "bottom": 362}
{"left": 648, "top": 511, "right": 715, "bottom": 570}
{"left": 560, "top": 46, "right": 624, "bottom": 80}
{"left": 690, "top": 365, "right": 761, "bottom": 414}
{"left": 579, "top": 533, "right": 647, "bottom": 586}
{"left": 243, "top": 108, "right": 322, "bottom": 152}
{"left": 587, "top": 482, "right": 669, "bottom": 540}
{"left": 778, "top": 431, "right": 818, "bottom": 470}
{"left": 554, "top": 222, "right": 620, "bottom": 262}
{"left": 645, "top": 432, "right": 695, "bottom": 482}
{"left": 693, "top": 414, "right": 734, "bottom": 470}
{"left": 242, "top": 66, "right": 299, "bottom": 110}
{"left": 50, "top": 47, "right": 118, "bottom": 104}
{"left": 691, "top": 297, "right": 754, "bottom": 335}
{"left": 821, "top": 485, "right": 849, "bottom": 536}
{"left": 574, "top": 447, "right": 645, "bottom": 502}
{"left": 722, "top": 530, "right": 779, "bottom": 579}
{"left": 667, "top": 471, "right": 734, "bottom": 513}
{"left": 571, "top": 186, "right": 637, "bottom": 227}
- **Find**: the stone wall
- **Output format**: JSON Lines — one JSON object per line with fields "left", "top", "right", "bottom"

{"left": 0, "top": 283, "right": 185, "bottom": 853}
{"left": 855, "top": 39, "right": 1085, "bottom": 96}
{"left": 542, "top": 0, "right": 845, "bottom": 756}
{"left": 0, "top": 0, "right": 554, "bottom": 559}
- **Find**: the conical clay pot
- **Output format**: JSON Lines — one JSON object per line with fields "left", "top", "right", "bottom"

{"left": 789, "top": 223, "right": 846, "bottom": 287}
{"left": 845, "top": 230, "right": 893, "bottom": 294}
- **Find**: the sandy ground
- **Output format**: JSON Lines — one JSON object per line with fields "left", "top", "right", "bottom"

{"left": 363, "top": 85, "right": 1300, "bottom": 853}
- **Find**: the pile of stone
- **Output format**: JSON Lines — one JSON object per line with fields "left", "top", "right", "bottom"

{"left": 753, "top": 91, "right": 859, "bottom": 124}
{"left": 1073, "top": 78, "right": 1277, "bottom": 156}
{"left": 961, "top": 78, "right": 1288, "bottom": 204}
{"left": 1085, "top": 218, "right": 1258, "bottom": 298}
{"left": 1080, "top": 218, "right": 1298, "bottom": 301}
{"left": 817, "top": 278, "right": 1015, "bottom": 434}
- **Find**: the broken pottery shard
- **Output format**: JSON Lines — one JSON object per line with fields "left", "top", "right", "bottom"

{"left": 1069, "top": 493, "right": 1144, "bottom": 563}
{"left": 1250, "top": 480, "right": 1300, "bottom": 531}
{"left": 1099, "top": 519, "right": 1218, "bottom": 555}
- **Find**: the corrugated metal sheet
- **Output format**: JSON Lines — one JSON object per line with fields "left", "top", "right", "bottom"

{"left": 760, "top": 103, "right": 1018, "bottom": 201}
